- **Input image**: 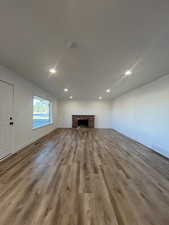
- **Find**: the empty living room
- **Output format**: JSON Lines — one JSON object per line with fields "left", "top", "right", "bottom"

{"left": 0, "top": 0, "right": 169, "bottom": 224}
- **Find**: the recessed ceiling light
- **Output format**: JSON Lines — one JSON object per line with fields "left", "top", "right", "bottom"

{"left": 49, "top": 68, "right": 57, "bottom": 74}
{"left": 69, "top": 96, "right": 73, "bottom": 99}
{"left": 106, "top": 89, "right": 111, "bottom": 93}
{"left": 98, "top": 96, "right": 102, "bottom": 100}
{"left": 125, "top": 70, "right": 132, "bottom": 76}
{"left": 64, "top": 88, "right": 69, "bottom": 92}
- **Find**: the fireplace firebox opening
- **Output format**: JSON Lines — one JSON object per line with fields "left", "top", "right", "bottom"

{"left": 78, "top": 119, "right": 89, "bottom": 128}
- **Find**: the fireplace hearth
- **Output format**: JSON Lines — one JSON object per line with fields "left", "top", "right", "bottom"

{"left": 72, "top": 115, "right": 95, "bottom": 128}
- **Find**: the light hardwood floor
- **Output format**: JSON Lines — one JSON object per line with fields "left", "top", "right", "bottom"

{"left": 0, "top": 128, "right": 169, "bottom": 225}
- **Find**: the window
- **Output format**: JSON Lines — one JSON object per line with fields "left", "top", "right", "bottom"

{"left": 33, "top": 96, "right": 52, "bottom": 129}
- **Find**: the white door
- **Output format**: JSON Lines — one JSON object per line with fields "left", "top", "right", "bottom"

{"left": 0, "top": 81, "right": 14, "bottom": 159}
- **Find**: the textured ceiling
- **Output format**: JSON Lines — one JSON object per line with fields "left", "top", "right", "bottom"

{"left": 0, "top": 0, "right": 169, "bottom": 99}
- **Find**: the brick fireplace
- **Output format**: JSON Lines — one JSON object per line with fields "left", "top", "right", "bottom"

{"left": 72, "top": 115, "right": 95, "bottom": 128}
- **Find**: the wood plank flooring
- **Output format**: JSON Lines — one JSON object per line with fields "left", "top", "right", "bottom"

{"left": 0, "top": 128, "right": 169, "bottom": 225}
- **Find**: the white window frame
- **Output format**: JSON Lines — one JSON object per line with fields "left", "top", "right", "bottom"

{"left": 32, "top": 96, "right": 53, "bottom": 129}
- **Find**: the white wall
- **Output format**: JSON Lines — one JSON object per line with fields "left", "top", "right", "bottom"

{"left": 58, "top": 100, "right": 112, "bottom": 128}
{"left": 112, "top": 74, "right": 169, "bottom": 158}
{"left": 0, "top": 66, "right": 58, "bottom": 153}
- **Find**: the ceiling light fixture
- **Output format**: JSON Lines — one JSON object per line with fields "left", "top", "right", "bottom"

{"left": 125, "top": 70, "right": 132, "bottom": 76}
{"left": 106, "top": 89, "right": 111, "bottom": 93}
{"left": 64, "top": 88, "right": 69, "bottom": 92}
{"left": 98, "top": 96, "right": 102, "bottom": 100}
{"left": 49, "top": 68, "right": 57, "bottom": 74}
{"left": 69, "top": 96, "right": 73, "bottom": 99}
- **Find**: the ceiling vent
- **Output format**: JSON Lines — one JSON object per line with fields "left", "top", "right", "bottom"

{"left": 65, "top": 40, "right": 78, "bottom": 49}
